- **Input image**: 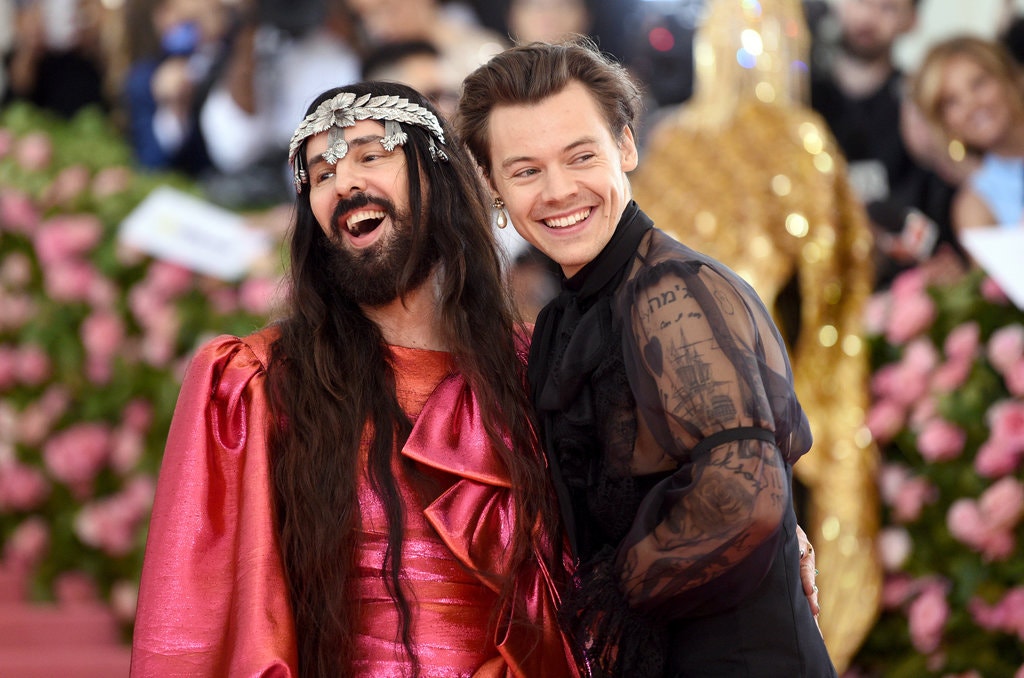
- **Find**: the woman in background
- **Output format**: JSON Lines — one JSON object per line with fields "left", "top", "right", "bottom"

{"left": 913, "top": 36, "right": 1024, "bottom": 233}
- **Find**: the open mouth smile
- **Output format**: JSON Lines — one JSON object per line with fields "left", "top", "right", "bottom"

{"left": 343, "top": 209, "right": 387, "bottom": 237}
{"left": 543, "top": 208, "right": 591, "bottom": 229}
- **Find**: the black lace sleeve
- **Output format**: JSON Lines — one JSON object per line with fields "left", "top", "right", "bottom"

{"left": 612, "top": 238, "right": 812, "bottom": 620}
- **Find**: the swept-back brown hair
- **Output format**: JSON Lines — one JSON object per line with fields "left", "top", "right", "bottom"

{"left": 456, "top": 36, "right": 643, "bottom": 178}
{"left": 912, "top": 35, "right": 1024, "bottom": 152}
{"left": 265, "top": 80, "right": 559, "bottom": 677}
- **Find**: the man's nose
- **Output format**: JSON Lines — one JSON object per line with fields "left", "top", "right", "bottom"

{"left": 334, "top": 164, "right": 366, "bottom": 198}
{"left": 542, "top": 167, "right": 577, "bottom": 202}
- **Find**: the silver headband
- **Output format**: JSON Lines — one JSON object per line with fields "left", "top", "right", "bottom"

{"left": 288, "top": 91, "right": 449, "bottom": 192}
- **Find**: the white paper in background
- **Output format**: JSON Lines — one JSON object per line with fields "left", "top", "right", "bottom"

{"left": 119, "top": 186, "right": 272, "bottom": 281}
{"left": 960, "top": 226, "right": 1024, "bottom": 310}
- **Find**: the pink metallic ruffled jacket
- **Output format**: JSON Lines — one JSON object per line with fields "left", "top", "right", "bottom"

{"left": 131, "top": 329, "right": 576, "bottom": 677}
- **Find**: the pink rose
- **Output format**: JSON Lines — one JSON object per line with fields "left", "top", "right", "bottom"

{"left": 42, "top": 422, "right": 112, "bottom": 497}
{"left": 916, "top": 418, "right": 966, "bottom": 462}
{"left": 15, "top": 132, "right": 53, "bottom": 172}
{"left": 122, "top": 399, "right": 153, "bottom": 433}
{"left": 81, "top": 310, "right": 125, "bottom": 360}
{"left": 947, "top": 499, "right": 985, "bottom": 546}
{"left": 146, "top": 260, "right": 194, "bottom": 299}
{"left": 975, "top": 438, "right": 1022, "bottom": 478}
{"left": 893, "top": 475, "right": 936, "bottom": 523}
{"left": 110, "top": 428, "right": 144, "bottom": 473}
{"left": 42, "top": 165, "right": 91, "bottom": 208}
{"left": 0, "top": 252, "right": 33, "bottom": 288}
{"left": 988, "top": 400, "right": 1024, "bottom": 449}
{"left": 0, "top": 189, "right": 41, "bottom": 234}
{"left": 867, "top": 399, "right": 907, "bottom": 444}
{"left": 877, "top": 527, "right": 912, "bottom": 571}
{"left": 981, "top": 276, "right": 1010, "bottom": 304}
{"left": 33, "top": 214, "right": 103, "bottom": 265}
{"left": 3, "top": 517, "right": 49, "bottom": 570}
{"left": 90, "top": 166, "right": 132, "bottom": 199}
{"left": 909, "top": 397, "right": 938, "bottom": 429}
{"left": 908, "top": 582, "right": 949, "bottom": 654}
{"left": 886, "top": 290, "right": 937, "bottom": 344}
{"left": 988, "top": 324, "right": 1024, "bottom": 375}
{"left": 1007, "top": 359, "right": 1024, "bottom": 397}
{"left": 44, "top": 260, "right": 99, "bottom": 303}
{"left": 979, "top": 530, "right": 1016, "bottom": 561}
{"left": 930, "top": 356, "right": 972, "bottom": 392}
{"left": 0, "top": 293, "right": 36, "bottom": 331}
{"left": 16, "top": 344, "right": 50, "bottom": 385}
{"left": 944, "top": 321, "right": 980, "bottom": 362}
{"left": 881, "top": 574, "right": 915, "bottom": 609}
{"left": 863, "top": 292, "right": 891, "bottom": 336}
{"left": 979, "top": 477, "right": 1024, "bottom": 531}
{"left": 0, "top": 462, "right": 51, "bottom": 511}
{"left": 239, "top": 275, "right": 281, "bottom": 315}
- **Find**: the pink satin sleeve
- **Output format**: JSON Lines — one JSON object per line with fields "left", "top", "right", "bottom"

{"left": 131, "top": 331, "right": 297, "bottom": 677}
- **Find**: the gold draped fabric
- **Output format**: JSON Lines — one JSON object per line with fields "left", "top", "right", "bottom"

{"left": 630, "top": 0, "right": 881, "bottom": 670}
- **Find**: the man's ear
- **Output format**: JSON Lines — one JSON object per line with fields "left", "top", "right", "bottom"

{"left": 619, "top": 125, "right": 639, "bottom": 173}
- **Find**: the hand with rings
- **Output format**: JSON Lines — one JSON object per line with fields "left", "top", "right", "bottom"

{"left": 796, "top": 524, "right": 821, "bottom": 630}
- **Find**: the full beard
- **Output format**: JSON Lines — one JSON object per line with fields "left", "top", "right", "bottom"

{"left": 840, "top": 31, "right": 890, "bottom": 63}
{"left": 325, "top": 195, "right": 439, "bottom": 307}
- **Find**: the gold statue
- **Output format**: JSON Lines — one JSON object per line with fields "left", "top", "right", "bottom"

{"left": 631, "top": 0, "right": 880, "bottom": 670}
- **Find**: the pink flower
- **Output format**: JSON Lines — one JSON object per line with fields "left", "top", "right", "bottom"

{"left": 146, "top": 261, "right": 194, "bottom": 299}
{"left": 979, "top": 477, "right": 1024, "bottom": 531}
{"left": 975, "top": 438, "right": 1022, "bottom": 478}
{"left": 74, "top": 477, "right": 154, "bottom": 557}
{"left": 42, "top": 165, "right": 91, "bottom": 208}
{"left": 863, "top": 293, "right": 891, "bottom": 336}
{"left": 43, "top": 260, "right": 99, "bottom": 303}
{"left": 15, "top": 132, "right": 53, "bottom": 172}
{"left": 33, "top": 214, "right": 103, "bottom": 265}
{"left": 0, "top": 252, "right": 33, "bottom": 288}
{"left": 867, "top": 399, "right": 907, "bottom": 444}
{"left": 908, "top": 582, "right": 949, "bottom": 654}
{"left": 0, "top": 293, "right": 36, "bottom": 331}
{"left": 916, "top": 419, "right": 966, "bottom": 462}
{"left": 877, "top": 527, "right": 912, "bottom": 571}
{"left": 0, "top": 462, "right": 51, "bottom": 511}
{"left": 893, "top": 475, "right": 937, "bottom": 523}
{"left": 3, "top": 517, "right": 49, "bottom": 570}
{"left": 90, "top": 166, "right": 131, "bottom": 199}
{"left": 947, "top": 499, "right": 985, "bottom": 546}
{"left": 930, "top": 356, "right": 972, "bottom": 392}
{"left": 16, "top": 344, "right": 50, "bottom": 385}
{"left": 81, "top": 310, "right": 125, "bottom": 360}
{"left": 944, "top": 321, "right": 980, "bottom": 362}
{"left": 110, "top": 428, "right": 144, "bottom": 473}
{"left": 988, "top": 400, "right": 1024, "bottom": 449}
{"left": 881, "top": 574, "right": 915, "bottom": 609}
{"left": 988, "top": 324, "right": 1024, "bottom": 375}
{"left": 122, "top": 399, "right": 153, "bottom": 433}
{"left": 42, "top": 423, "right": 112, "bottom": 497}
{"left": 886, "top": 269, "right": 937, "bottom": 344}
{"left": 981, "top": 276, "right": 1010, "bottom": 304}
{"left": 0, "top": 189, "right": 41, "bottom": 233}
{"left": 1007, "top": 359, "right": 1024, "bottom": 397}
{"left": 239, "top": 275, "right": 280, "bottom": 315}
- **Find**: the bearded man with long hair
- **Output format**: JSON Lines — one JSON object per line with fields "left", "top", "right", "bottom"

{"left": 131, "top": 81, "right": 574, "bottom": 678}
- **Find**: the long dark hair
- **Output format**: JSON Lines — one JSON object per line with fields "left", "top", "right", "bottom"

{"left": 265, "top": 81, "right": 560, "bottom": 677}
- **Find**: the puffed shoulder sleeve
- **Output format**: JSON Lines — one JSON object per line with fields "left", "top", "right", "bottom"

{"left": 131, "top": 332, "right": 297, "bottom": 678}
{"left": 615, "top": 255, "right": 811, "bottom": 620}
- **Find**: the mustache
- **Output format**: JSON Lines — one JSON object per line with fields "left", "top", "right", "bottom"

{"left": 331, "top": 192, "right": 397, "bottom": 228}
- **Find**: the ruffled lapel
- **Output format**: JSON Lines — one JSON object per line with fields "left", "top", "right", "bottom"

{"left": 401, "top": 372, "right": 512, "bottom": 488}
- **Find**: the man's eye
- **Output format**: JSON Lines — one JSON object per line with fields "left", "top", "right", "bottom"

{"left": 314, "top": 170, "right": 335, "bottom": 185}
{"left": 514, "top": 168, "right": 538, "bottom": 178}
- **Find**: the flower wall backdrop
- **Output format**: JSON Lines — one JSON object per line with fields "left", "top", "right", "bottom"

{"left": 0, "top": 103, "right": 284, "bottom": 629}
{"left": 850, "top": 267, "right": 1024, "bottom": 677}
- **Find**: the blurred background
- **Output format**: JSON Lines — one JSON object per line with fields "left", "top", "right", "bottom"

{"left": 1, "top": 0, "right": 1023, "bottom": 675}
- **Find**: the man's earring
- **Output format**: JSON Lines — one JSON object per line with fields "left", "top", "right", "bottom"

{"left": 493, "top": 197, "right": 508, "bottom": 229}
